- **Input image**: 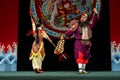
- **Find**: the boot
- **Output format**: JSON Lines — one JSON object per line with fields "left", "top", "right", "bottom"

{"left": 82, "top": 64, "right": 88, "bottom": 74}
{"left": 35, "top": 69, "right": 44, "bottom": 73}
{"left": 78, "top": 63, "right": 83, "bottom": 74}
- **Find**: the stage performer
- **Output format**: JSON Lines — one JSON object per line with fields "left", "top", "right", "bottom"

{"left": 29, "top": 18, "right": 53, "bottom": 73}
{"left": 65, "top": 8, "right": 99, "bottom": 74}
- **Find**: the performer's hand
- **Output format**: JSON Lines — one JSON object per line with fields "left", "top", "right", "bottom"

{"left": 93, "top": 8, "right": 98, "bottom": 14}
{"left": 69, "top": 23, "right": 78, "bottom": 31}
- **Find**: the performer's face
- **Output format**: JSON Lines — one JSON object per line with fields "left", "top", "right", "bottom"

{"left": 80, "top": 16, "right": 87, "bottom": 22}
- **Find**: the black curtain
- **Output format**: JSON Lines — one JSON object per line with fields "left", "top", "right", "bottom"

{"left": 18, "top": 0, "right": 111, "bottom": 71}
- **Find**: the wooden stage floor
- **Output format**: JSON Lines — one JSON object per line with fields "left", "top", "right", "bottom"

{"left": 0, "top": 71, "right": 120, "bottom": 80}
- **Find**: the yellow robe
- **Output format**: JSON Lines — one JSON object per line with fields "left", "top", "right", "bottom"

{"left": 29, "top": 41, "right": 45, "bottom": 61}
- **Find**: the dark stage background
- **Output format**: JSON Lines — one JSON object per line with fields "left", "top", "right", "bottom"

{"left": 18, "top": 0, "right": 111, "bottom": 71}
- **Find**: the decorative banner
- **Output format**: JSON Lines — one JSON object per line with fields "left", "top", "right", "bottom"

{"left": 109, "top": 0, "right": 120, "bottom": 71}
{"left": 0, "top": 0, "right": 18, "bottom": 71}
{"left": 30, "top": 0, "right": 101, "bottom": 38}
{"left": 0, "top": 42, "right": 17, "bottom": 71}
{"left": 111, "top": 41, "right": 120, "bottom": 71}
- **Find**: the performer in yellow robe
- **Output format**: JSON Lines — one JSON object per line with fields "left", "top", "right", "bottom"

{"left": 29, "top": 18, "right": 53, "bottom": 73}
{"left": 29, "top": 38, "right": 45, "bottom": 73}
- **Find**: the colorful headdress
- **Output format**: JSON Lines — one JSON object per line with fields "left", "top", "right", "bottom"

{"left": 81, "top": 12, "right": 88, "bottom": 17}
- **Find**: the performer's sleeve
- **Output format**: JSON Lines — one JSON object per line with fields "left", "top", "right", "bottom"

{"left": 89, "top": 14, "right": 100, "bottom": 29}
{"left": 65, "top": 30, "right": 74, "bottom": 37}
{"left": 31, "top": 18, "right": 36, "bottom": 33}
{"left": 41, "top": 30, "right": 47, "bottom": 38}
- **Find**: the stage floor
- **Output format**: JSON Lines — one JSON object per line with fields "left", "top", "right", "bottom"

{"left": 0, "top": 71, "right": 120, "bottom": 80}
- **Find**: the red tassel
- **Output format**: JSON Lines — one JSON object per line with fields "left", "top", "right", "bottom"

{"left": 59, "top": 53, "right": 69, "bottom": 62}
{"left": 26, "top": 30, "right": 34, "bottom": 36}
